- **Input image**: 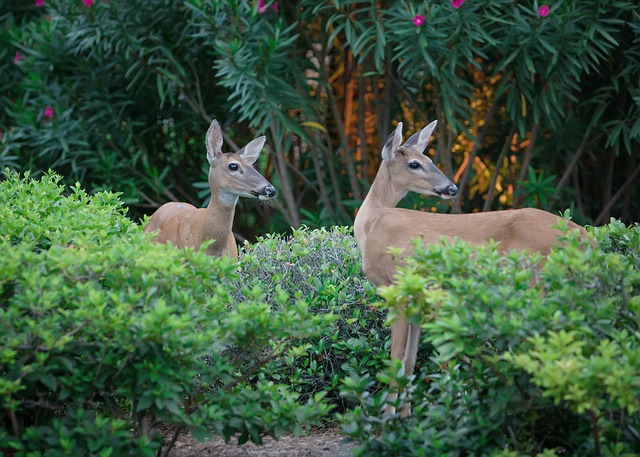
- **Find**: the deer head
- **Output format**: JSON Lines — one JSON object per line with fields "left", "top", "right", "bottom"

{"left": 205, "top": 120, "right": 276, "bottom": 205}
{"left": 381, "top": 120, "right": 458, "bottom": 199}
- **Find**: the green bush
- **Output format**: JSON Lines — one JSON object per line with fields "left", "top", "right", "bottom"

{"left": 237, "top": 226, "right": 384, "bottom": 413}
{"left": 341, "top": 222, "right": 640, "bottom": 456}
{"left": 0, "top": 171, "right": 333, "bottom": 456}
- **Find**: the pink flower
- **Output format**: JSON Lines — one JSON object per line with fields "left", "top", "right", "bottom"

{"left": 82, "top": 0, "right": 93, "bottom": 6}
{"left": 43, "top": 106, "right": 54, "bottom": 119}
{"left": 451, "top": 0, "right": 465, "bottom": 8}
{"left": 257, "top": 0, "right": 278, "bottom": 13}
{"left": 34, "top": 0, "right": 44, "bottom": 7}
{"left": 13, "top": 52, "right": 22, "bottom": 64}
{"left": 538, "top": 5, "right": 550, "bottom": 17}
{"left": 412, "top": 15, "right": 425, "bottom": 27}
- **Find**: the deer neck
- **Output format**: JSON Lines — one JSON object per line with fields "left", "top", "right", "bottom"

{"left": 200, "top": 189, "right": 238, "bottom": 254}
{"left": 362, "top": 163, "right": 407, "bottom": 210}
{"left": 355, "top": 163, "right": 408, "bottom": 248}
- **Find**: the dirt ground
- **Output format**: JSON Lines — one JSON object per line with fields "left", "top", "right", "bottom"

{"left": 167, "top": 429, "right": 355, "bottom": 457}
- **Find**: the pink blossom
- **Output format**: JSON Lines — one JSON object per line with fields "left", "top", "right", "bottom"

{"left": 82, "top": 0, "right": 93, "bottom": 6}
{"left": 412, "top": 15, "right": 425, "bottom": 27}
{"left": 13, "top": 52, "right": 22, "bottom": 64}
{"left": 538, "top": 5, "right": 550, "bottom": 17}
{"left": 43, "top": 106, "right": 54, "bottom": 119}
{"left": 257, "top": 0, "right": 278, "bottom": 13}
{"left": 451, "top": 0, "right": 465, "bottom": 8}
{"left": 34, "top": 0, "right": 44, "bottom": 7}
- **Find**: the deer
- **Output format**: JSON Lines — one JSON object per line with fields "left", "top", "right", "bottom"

{"left": 353, "top": 120, "right": 588, "bottom": 417}
{"left": 144, "top": 119, "right": 276, "bottom": 258}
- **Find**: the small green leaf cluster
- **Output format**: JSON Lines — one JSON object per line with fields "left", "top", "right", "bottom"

{"left": 236, "top": 226, "right": 384, "bottom": 413}
{"left": 341, "top": 221, "right": 640, "bottom": 456}
{"left": 0, "top": 170, "right": 334, "bottom": 455}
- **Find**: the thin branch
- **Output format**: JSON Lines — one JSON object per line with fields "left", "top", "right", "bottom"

{"left": 9, "top": 408, "right": 20, "bottom": 438}
{"left": 595, "top": 159, "right": 640, "bottom": 225}
{"left": 357, "top": 73, "right": 368, "bottom": 181}
{"left": 549, "top": 131, "right": 590, "bottom": 208}
{"left": 381, "top": 58, "right": 396, "bottom": 144}
{"left": 21, "top": 400, "right": 61, "bottom": 411}
{"left": 222, "top": 344, "right": 288, "bottom": 392}
{"left": 601, "top": 148, "right": 617, "bottom": 223}
{"left": 309, "top": 141, "right": 336, "bottom": 222}
{"left": 621, "top": 145, "right": 638, "bottom": 221}
{"left": 88, "top": 338, "right": 111, "bottom": 404}
{"left": 160, "top": 424, "right": 185, "bottom": 457}
{"left": 588, "top": 409, "right": 602, "bottom": 457}
{"left": 434, "top": 97, "right": 459, "bottom": 213}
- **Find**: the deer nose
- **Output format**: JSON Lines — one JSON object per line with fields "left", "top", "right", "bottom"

{"left": 441, "top": 184, "right": 458, "bottom": 197}
{"left": 263, "top": 185, "right": 276, "bottom": 198}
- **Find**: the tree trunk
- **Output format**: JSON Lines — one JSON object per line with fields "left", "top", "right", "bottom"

{"left": 484, "top": 124, "right": 516, "bottom": 212}
{"left": 269, "top": 123, "right": 300, "bottom": 228}
{"left": 595, "top": 150, "right": 640, "bottom": 225}
{"left": 513, "top": 119, "right": 540, "bottom": 208}
{"left": 325, "top": 51, "right": 362, "bottom": 202}
{"left": 455, "top": 100, "right": 499, "bottom": 208}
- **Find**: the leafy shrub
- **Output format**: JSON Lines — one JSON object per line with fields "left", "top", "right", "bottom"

{"left": 593, "top": 218, "right": 640, "bottom": 270}
{"left": 237, "top": 226, "right": 384, "bottom": 413}
{"left": 341, "top": 222, "right": 640, "bottom": 456}
{"left": 0, "top": 171, "right": 333, "bottom": 456}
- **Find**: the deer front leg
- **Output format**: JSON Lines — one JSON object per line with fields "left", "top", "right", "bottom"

{"left": 385, "top": 318, "right": 410, "bottom": 415}
{"left": 385, "top": 319, "right": 421, "bottom": 417}
{"left": 401, "top": 323, "right": 421, "bottom": 417}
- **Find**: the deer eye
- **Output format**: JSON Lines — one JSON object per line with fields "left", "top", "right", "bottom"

{"left": 228, "top": 163, "right": 239, "bottom": 171}
{"left": 408, "top": 161, "right": 421, "bottom": 169}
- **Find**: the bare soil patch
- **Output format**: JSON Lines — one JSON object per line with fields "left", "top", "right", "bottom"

{"left": 168, "top": 428, "right": 354, "bottom": 457}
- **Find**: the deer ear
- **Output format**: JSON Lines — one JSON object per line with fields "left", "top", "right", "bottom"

{"left": 236, "top": 136, "right": 266, "bottom": 164}
{"left": 403, "top": 120, "right": 437, "bottom": 155}
{"left": 382, "top": 122, "right": 403, "bottom": 161}
{"left": 206, "top": 119, "right": 224, "bottom": 165}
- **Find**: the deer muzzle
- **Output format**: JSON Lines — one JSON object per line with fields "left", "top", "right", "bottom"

{"left": 438, "top": 183, "right": 458, "bottom": 198}
{"left": 253, "top": 185, "right": 277, "bottom": 200}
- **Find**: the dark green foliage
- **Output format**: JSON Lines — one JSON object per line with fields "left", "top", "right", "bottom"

{"left": 341, "top": 222, "right": 640, "bottom": 456}
{"left": 1, "top": 0, "right": 230, "bottom": 213}
{"left": 2, "top": 0, "right": 638, "bottom": 234}
{"left": 0, "top": 171, "right": 333, "bottom": 455}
